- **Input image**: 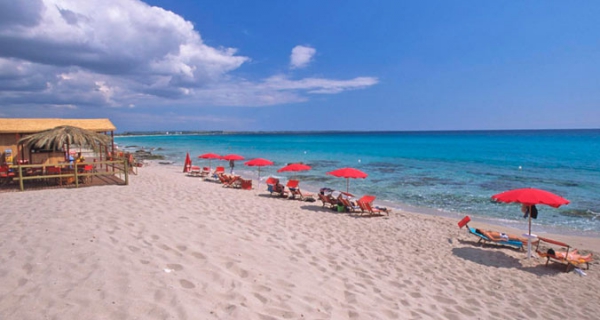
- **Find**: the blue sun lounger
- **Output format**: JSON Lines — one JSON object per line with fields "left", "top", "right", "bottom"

{"left": 458, "top": 216, "right": 525, "bottom": 250}
{"left": 467, "top": 226, "right": 525, "bottom": 250}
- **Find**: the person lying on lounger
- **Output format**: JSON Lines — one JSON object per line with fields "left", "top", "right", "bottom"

{"left": 551, "top": 249, "right": 592, "bottom": 261}
{"left": 478, "top": 230, "right": 531, "bottom": 244}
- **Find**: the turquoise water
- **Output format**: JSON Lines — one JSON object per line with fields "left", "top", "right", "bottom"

{"left": 116, "top": 130, "right": 600, "bottom": 234}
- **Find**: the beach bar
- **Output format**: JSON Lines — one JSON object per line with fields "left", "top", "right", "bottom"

{"left": 0, "top": 118, "right": 116, "bottom": 165}
{"left": 0, "top": 118, "right": 131, "bottom": 191}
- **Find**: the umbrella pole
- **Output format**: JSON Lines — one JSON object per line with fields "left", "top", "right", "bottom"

{"left": 527, "top": 205, "right": 533, "bottom": 259}
{"left": 346, "top": 178, "right": 349, "bottom": 193}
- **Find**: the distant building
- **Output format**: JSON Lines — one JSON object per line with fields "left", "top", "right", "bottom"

{"left": 0, "top": 118, "right": 116, "bottom": 165}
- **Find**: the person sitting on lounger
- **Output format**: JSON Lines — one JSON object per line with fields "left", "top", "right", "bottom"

{"left": 274, "top": 182, "right": 286, "bottom": 195}
{"left": 478, "top": 230, "right": 531, "bottom": 244}
{"left": 336, "top": 192, "right": 357, "bottom": 206}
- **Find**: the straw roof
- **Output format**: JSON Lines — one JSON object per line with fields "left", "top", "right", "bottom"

{"left": 18, "top": 126, "right": 112, "bottom": 150}
{"left": 0, "top": 118, "right": 116, "bottom": 133}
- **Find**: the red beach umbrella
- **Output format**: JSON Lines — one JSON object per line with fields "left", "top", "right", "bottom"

{"left": 327, "top": 167, "right": 368, "bottom": 193}
{"left": 183, "top": 152, "right": 192, "bottom": 173}
{"left": 244, "top": 158, "right": 274, "bottom": 186}
{"left": 492, "top": 187, "right": 569, "bottom": 258}
{"left": 277, "top": 163, "right": 312, "bottom": 173}
{"left": 221, "top": 154, "right": 245, "bottom": 161}
{"left": 277, "top": 163, "right": 312, "bottom": 181}
{"left": 198, "top": 153, "right": 221, "bottom": 160}
{"left": 198, "top": 153, "right": 221, "bottom": 170}
{"left": 491, "top": 188, "right": 570, "bottom": 208}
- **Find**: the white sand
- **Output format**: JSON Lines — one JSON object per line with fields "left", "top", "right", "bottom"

{"left": 1, "top": 163, "right": 599, "bottom": 319}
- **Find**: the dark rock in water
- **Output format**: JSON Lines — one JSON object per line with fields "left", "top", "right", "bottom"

{"left": 134, "top": 149, "right": 165, "bottom": 160}
{"left": 559, "top": 209, "right": 599, "bottom": 219}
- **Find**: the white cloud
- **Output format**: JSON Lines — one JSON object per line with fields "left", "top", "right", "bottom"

{"left": 290, "top": 45, "right": 316, "bottom": 69}
{"left": 0, "top": 0, "right": 377, "bottom": 111}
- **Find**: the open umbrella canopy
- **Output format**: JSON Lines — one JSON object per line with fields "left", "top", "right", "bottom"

{"left": 491, "top": 188, "right": 570, "bottom": 208}
{"left": 198, "top": 153, "right": 221, "bottom": 160}
{"left": 18, "top": 125, "right": 111, "bottom": 152}
{"left": 327, "top": 167, "right": 368, "bottom": 193}
{"left": 221, "top": 154, "right": 245, "bottom": 161}
{"left": 245, "top": 158, "right": 274, "bottom": 167}
{"left": 327, "top": 167, "right": 368, "bottom": 179}
{"left": 277, "top": 163, "right": 311, "bottom": 173}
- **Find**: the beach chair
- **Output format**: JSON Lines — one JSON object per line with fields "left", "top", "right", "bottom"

{"left": 200, "top": 167, "right": 210, "bottom": 177}
{"left": 78, "top": 164, "right": 94, "bottom": 184}
{"left": 212, "top": 166, "right": 225, "bottom": 179}
{"left": 0, "top": 165, "right": 15, "bottom": 186}
{"left": 45, "top": 166, "right": 62, "bottom": 186}
{"left": 339, "top": 197, "right": 361, "bottom": 213}
{"left": 318, "top": 193, "right": 337, "bottom": 208}
{"left": 240, "top": 178, "right": 252, "bottom": 190}
{"left": 286, "top": 180, "right": 300, "bottom": 199}
{"left": 188, "top": 166, "right": 201, "bottom": 177}
{"left": 227, "top": 176, "right": 243, "bottom": 188}
{"left": 535, "top": 237, "right": 593, "bottom": 272}
{"left": 356, "top": 195, "right": 389, "bottom": 216}
{"left": 285, "top": 180, "right": 314, "bottom": 201}
{"left": 219, "top": 174, "right": 241, "bottom": 188}
{"left": 266, "top": 177, "right": 287, "bottom": 197}
{"left": 457, "top": 216, "right": 530, "bottom": 250}
{"left": 266, "top": 177, "right": 278, "bottom": 194}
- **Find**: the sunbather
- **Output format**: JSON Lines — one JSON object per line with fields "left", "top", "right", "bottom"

{"left": 552, "top": 249, "right": 592, "bottom": 261}
{"left": 477, "top": 229, "right": 532, "bottom": 244}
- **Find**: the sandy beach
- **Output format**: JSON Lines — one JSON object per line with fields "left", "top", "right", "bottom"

{"left": 1, "top": 163, "right": 599, "bottom": 320}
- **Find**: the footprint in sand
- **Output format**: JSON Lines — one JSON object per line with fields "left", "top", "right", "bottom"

{"left": 191, "top": 252, "right": 206, "bottom": 260}
{"left": 166, "top": 264, "right": 184, "bottom": 271}
{"left": 179, "top": 279, "right": 195, "bottom": 289}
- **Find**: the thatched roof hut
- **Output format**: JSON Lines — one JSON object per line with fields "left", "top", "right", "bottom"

{"left": 0, "top": 118, "right": 116, "bottom": 165}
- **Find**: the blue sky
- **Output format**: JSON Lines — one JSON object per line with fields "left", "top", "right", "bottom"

{"left": 0, "top": 0, "right": 599, "bottom": 132}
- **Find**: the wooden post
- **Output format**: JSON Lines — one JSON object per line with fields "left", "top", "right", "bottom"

{"left": 124, "top": 158, "right": 129, "bottom": 185}
{"left": 74, "top": 163, "right": 79, "bottom": 188}
{"left": 18, "top": 165, "right": 24, "bottom": 191}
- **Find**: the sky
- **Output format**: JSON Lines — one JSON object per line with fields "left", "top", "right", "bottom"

{"left": 0, "top": 0, "right": 599, "bottom": 132}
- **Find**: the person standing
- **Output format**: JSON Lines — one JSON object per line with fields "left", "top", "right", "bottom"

{"left": 229, "top": 159, "right": 235, "bottom": 174}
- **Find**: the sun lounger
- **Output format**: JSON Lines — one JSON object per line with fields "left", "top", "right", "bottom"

{"left": 457, "top": 216, "right": 532, "bottom": 250}
{"left": 287, "top": 180, "right": 300, "bottom": 198}
{"left": 220, "top": 174, "right": 242, "bottom": 188}
{"left": 212, "top": 166, "right": 225, "bottom": 179}
{"left": 535, "top": 237, "right": 593, "bottom": 272}
{"left": 467, "top": 227, "right": 526, "bottom": 250}
{"left": 187, "top": 166, "right": 201, "bottom": 177}
{"left": 318, "top": 193, "right": 337, "bottom": 208}
{"left": 356, "top": 195, "right": 389, "bottom": 216}
{"left": 0, "top": 165, "right": 15, "bottom": 186}
{"left": 240, "top": 178, "right": 252, "bottom": 190}
{"left": 266, "top": 177, "right": 287, "bottom": 197}
{"left": 284, "top": 180, "right": 314, "bottom": 200}
{"left": 200, "top": 167, "right": 210, "bottom": 177}
{"left": 338, "top": 197, "right": 361, "bottom": 213}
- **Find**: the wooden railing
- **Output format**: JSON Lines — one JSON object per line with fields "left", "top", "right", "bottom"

{"left": 7, "top": 159, "right": 129, "bottom": 191}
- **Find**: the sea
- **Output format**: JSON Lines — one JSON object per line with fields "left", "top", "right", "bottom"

{"left": 115, "top": 130, "right": 600, "bottom": 236}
